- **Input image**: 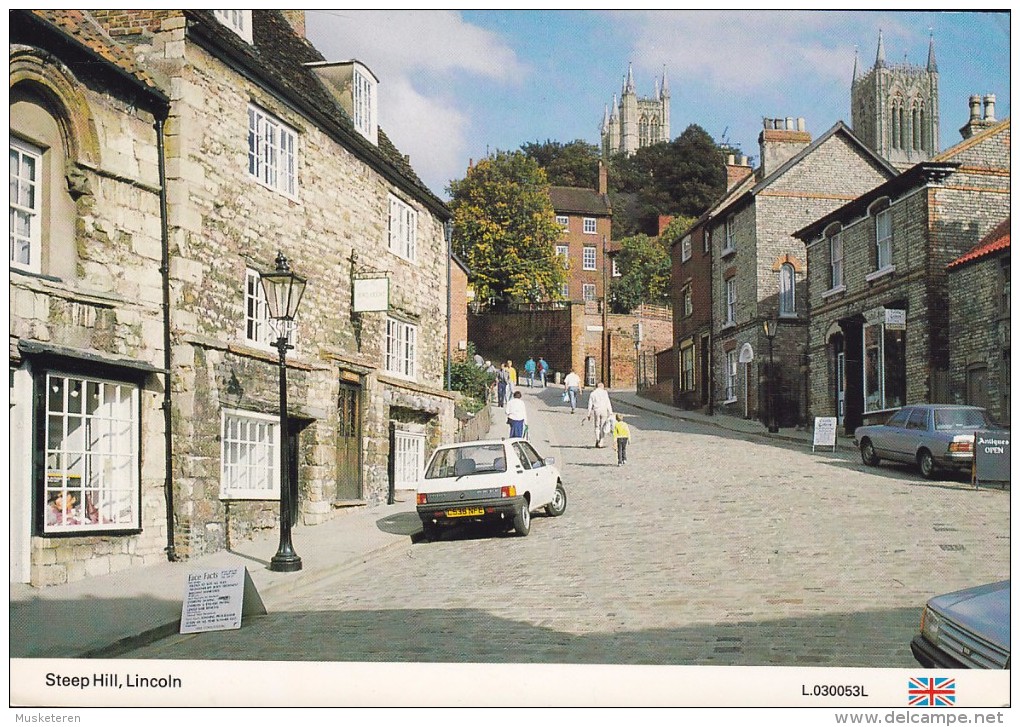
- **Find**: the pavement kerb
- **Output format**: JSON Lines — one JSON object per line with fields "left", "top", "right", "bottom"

{"left": 615, "top": 392, "right": 858, "bottom": 454}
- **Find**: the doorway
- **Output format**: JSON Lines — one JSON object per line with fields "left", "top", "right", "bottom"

{"left": 335, "top": 382, "right": 362, "bottom": 501}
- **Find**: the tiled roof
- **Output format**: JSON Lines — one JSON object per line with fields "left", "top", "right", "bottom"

{"left": 948, "top": 217, "right": 1010, "bottom": 269}
{"left": 24, "top": 10, "right": 165, "bottom": 96}
{"left": 549, "top": 186, "right": 611, "bottom": 216}
{"left": 186, "top": 10, "right": 447, "bottom": 216}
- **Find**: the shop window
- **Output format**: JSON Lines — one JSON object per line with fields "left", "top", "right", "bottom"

{"left": 863, "top": 320, "right": 906, "bottom": 413}
{"left": 724, "top": 350, "right": 738, "bottom": 402}
{"left": 681, "top": 345, "right": 695, "bottom": 391}
{"left": 393, "top": 430, "right": 425, "bottom": 490}
{"left": 42, "top": 373, "right": 140, "bottom": 534}
{"left": 221, "top": 409, "right": 279, "bottom": 499}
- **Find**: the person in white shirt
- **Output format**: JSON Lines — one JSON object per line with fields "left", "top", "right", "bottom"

{"left": 562, "top": 370, "right": 582, "bottom": 413}
{"left": 585, "top": 382, "right": 614, "bottom": 448}
{"left": 506, "top": 390, "right": 527, "bottom": 439}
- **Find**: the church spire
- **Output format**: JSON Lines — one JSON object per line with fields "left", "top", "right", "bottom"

{"left": 927, "top": 31, "right": 938, "bottom": 72}
{"left": 654, "top": 78, "right": 660, "bottom": 100}
{"left": 852, "top": 45, "right": 859, "bottom": 83}
{"left": 602, "top": 105, "right": 610, "bottom": 132}
{"left": 624, "top": 63, "right": 635, "bottom": 94}
{"left": 661, "top": 66, "right": 670, "bottom": 97}
{"left": 609, "top": 94, "right": 618, "bottom": 122}
{"left": 875, "top": 29, "right": 886, "bottom": 68}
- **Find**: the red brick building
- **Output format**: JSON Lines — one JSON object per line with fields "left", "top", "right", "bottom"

{"left": 549, "top": 163, "right": 612, "bottom": 304}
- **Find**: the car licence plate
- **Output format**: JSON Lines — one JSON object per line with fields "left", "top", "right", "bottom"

{"left": 445, "top": 507, "right": 485, "bottom": 517}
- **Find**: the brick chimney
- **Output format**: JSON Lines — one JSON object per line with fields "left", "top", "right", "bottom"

{"left": 758, "top": 117, "right": 811, "bottom": 178}
{"left": 725, "top": 154, "right": 753, "bottom": 191}
{"left": 597, "top": 160, "right": 608, "bottom": 195}
{"left": 280, "top": 10, "right": 305, "bottom": 38}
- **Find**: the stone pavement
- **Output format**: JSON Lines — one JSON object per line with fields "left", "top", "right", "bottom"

{"left": 9, "top": 386, "right": 846, "bottom": 660}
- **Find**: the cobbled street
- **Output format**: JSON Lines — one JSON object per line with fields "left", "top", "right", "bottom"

{"left": 124, "top": 386, "right": 1009, "bottom": 667}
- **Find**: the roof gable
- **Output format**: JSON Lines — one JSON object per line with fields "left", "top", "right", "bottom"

{"left": 948, "top": 217, "right": 1010, "bottom": 269}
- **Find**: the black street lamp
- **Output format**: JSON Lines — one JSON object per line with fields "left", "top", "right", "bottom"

{"left": 762, "top": 317, "right": 780, "bottom": 433}
{"left": 260, "top": 251, "right": 307, "bottom": 572}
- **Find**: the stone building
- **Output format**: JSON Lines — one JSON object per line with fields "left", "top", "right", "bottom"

{"left": 795, "top": 110, "right": 1009, "bottom": 434}
{"left": 947, "top": 218, "right": 1010, "bottom": 426}
{"left": 10, "top": 10, "right": 174, "bottom": 585}
{"left": 851, "top": 31, "right": 940, "bottom": 170}
{"left": 600, "top": 64, "right": 670, "bottom": 157}
{"left": 10, "top": 10, "right": 455, "bottom": 586}
{"left": 706, "top": 118, "right": 897, "bottom": 427}
{"left": 669, "top": 156, "right": 753, "bottom": 411}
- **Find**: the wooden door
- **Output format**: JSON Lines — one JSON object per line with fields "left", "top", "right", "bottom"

{"left": 335, "top": 383, "right": 361, "bottom": 501}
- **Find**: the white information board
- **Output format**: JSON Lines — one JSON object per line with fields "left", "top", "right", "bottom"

{"left": 353, "top": 276, "right": 389, "bottom": 312}
{"left": 812, "top": 417, "right": 838, "bottom": 452}
{"left": 180, "top": 566, "right": 253, "bottom": 634}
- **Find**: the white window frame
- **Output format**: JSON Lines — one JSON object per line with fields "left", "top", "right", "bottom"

{"left": 352, "top": 66, "right": 378, "bottom": 145}
{"left": 10, "top": 137, "right": 42, "bottom": 274}
{"left": 582, "top": 283, "right": 597, "bottom": 302}
{"left": 611, "top": 258, "right": 621, "bottom": 277}
{"left": 248, "top": 104, "right": 298, "bottom": 198}
{"left": 245, "top": 268, "right": 272, "bottom": 350}
{"left": 393, "top": 430, "right": 425, "bottom": 489}
{"left": 723, "top": 215, "right": 736, "bottom": 254}
{"left": 583, "top": 217, "right": 597, "bottom": 235}
{"left": 829, "top": 232, "right": 844, "bottom": 289}
{"left": 724, "top": 350, "right": 738, "bottom": 403}
{"left": 221, "top": 408, "right": 280, "bottom": 500}
{"left": 43, "top": 372, "right": 141, "bottom": 534}
{"left": 682, "top": 286, "right": 693, "bottom": 318}
{"left": 388, "top": 194, "right": 418, "bottom": 262}
{"left": 213, "top": 10, "right": 253, "bottom": 44}
{"left": 582, "top": 246, "right": 597, "bottom": 271}
{"left": 875, "top": 208, "right": 892, "bottom": 270}
{"left": 555, "top": 244, "right": 569, "bottom": 269}
{"left": 385, "top": 318, "right": 417, "bottom": 379}
{"left": 725, "top": 277, "right": 737, "bottom": 324}
{"left": 779, "top": 263, "right": 796, "bottom": 316}
{"left": 680, "top": 344, "right": 695, "bottom": 392}
{"left": 556, "top": 215, "right": 569, "bottom": 229}
{"left": 681, "top": 234, "right": 692, "bottom": 262}
{"left": 560, "top": 282, "right": 570, "bottom": 298}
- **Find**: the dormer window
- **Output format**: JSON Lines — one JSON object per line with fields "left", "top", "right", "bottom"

{"left": 352, "top": 66, "right": 378, "bottom": 145}
{"left": 214, "top": 10, "right": 253, "bottom": 44}
{"left": 304, "top": 61, "right": 380, "bottom": 146}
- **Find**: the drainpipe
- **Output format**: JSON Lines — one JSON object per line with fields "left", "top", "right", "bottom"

{"left": 445, "top": 221, "right": 453, "bottom": 391}
{"left": 156, "top": 114, "right": 178, "bottom": 561}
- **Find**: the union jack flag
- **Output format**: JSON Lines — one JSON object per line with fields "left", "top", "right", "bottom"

{"left": 908, "top": 677, "right": 956, "bottom": 707}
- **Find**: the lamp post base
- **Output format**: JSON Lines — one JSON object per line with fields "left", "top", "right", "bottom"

{"left": 768, "top": 424, "right": 780, "bottom": 434}
{"left": 269, "top": 553, "right": 303, "bottom": 572}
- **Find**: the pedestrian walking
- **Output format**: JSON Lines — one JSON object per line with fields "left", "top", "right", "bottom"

{"left": 506, "top": 390, "right": 527, "bottom": 439}
{"left": 585, "top": 382, "right": 614, "bottom": 448}
{"left": 497, "top": 363, "right": 511, "bottom": 407}
{"left": 505, "top": 360, "right": 516, "bottom": 400}
{"left": 538, "top": 357, "right": 549, "bottom": 387}
{"left": 562, "top": 370, "right": 581, "bottom": 413}
{"left": 523, "top": 357, "right": 537, "bottom": 387}
{"left": 612, "top": 413, "right": 631, "bottom": 466}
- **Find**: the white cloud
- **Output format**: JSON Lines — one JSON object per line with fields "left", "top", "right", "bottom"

{"left": 305, "top": 10, "right": 525, "bottom": 198}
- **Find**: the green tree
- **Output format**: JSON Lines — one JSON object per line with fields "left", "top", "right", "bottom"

{"left": 607, "top": 124, "right": 727, "bottom": 237}
{"left": 609, "top": 233, "right": 672, "bottom": 313}
{"left": 519, "top": 139, "right": 601, "bottom": 188}
{"left": 447, "top": 151, "right": 566, "bottom": 307}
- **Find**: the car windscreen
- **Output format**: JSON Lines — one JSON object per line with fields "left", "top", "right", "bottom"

{"left": 934, "top": 409, "right": 993, "bottom": 430}
{"left": 425, "top": 444, "right": 508, "bottom": 479}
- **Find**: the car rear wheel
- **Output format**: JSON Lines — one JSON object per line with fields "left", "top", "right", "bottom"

{"left": 513, "top": 501, "right": 531, "bottom": 536}
{"left": 918, "top": 449, "right": 938, "bottom": 480}
{"left": 860, "top": 439, "right": 880, "bottom": 466}
{"left": 545, "top": 483, "right": 567, "bottom": 517}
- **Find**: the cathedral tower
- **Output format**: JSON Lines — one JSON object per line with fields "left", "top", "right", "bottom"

{"left": 601, "top": 64, "right": 671, "bottom": 158}
{"left": 851, "top": 31, "right": 940, "bottom": 170}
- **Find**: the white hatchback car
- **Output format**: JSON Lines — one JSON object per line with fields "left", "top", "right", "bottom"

{"left": 416, "top": 438, "right": 567, "bottom": 539}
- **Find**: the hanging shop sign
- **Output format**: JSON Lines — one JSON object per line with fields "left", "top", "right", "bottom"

{"left": 353, "top": 276, "right": 389, "bottom": 312}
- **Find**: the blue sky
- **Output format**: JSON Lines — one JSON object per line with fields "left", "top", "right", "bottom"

{"left": 305, "top": 9, "right": 1011, "bottom": 201}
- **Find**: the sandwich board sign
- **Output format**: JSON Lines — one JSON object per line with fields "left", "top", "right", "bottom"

{"left": 973, "top": 431, "right": 1010, "bottom": 489}
{"left": 812, "top": 417, "right": 838, "bottom": 452}
{"left": 180, "top": 566, "right": 266, "bottom": 634}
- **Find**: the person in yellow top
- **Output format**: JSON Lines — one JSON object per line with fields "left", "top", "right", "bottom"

{"left": 506, "top": 360, "right": 518, "bottom": 387}
{"left": 612, "top": 413, "right": 631, "bottom": 466}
